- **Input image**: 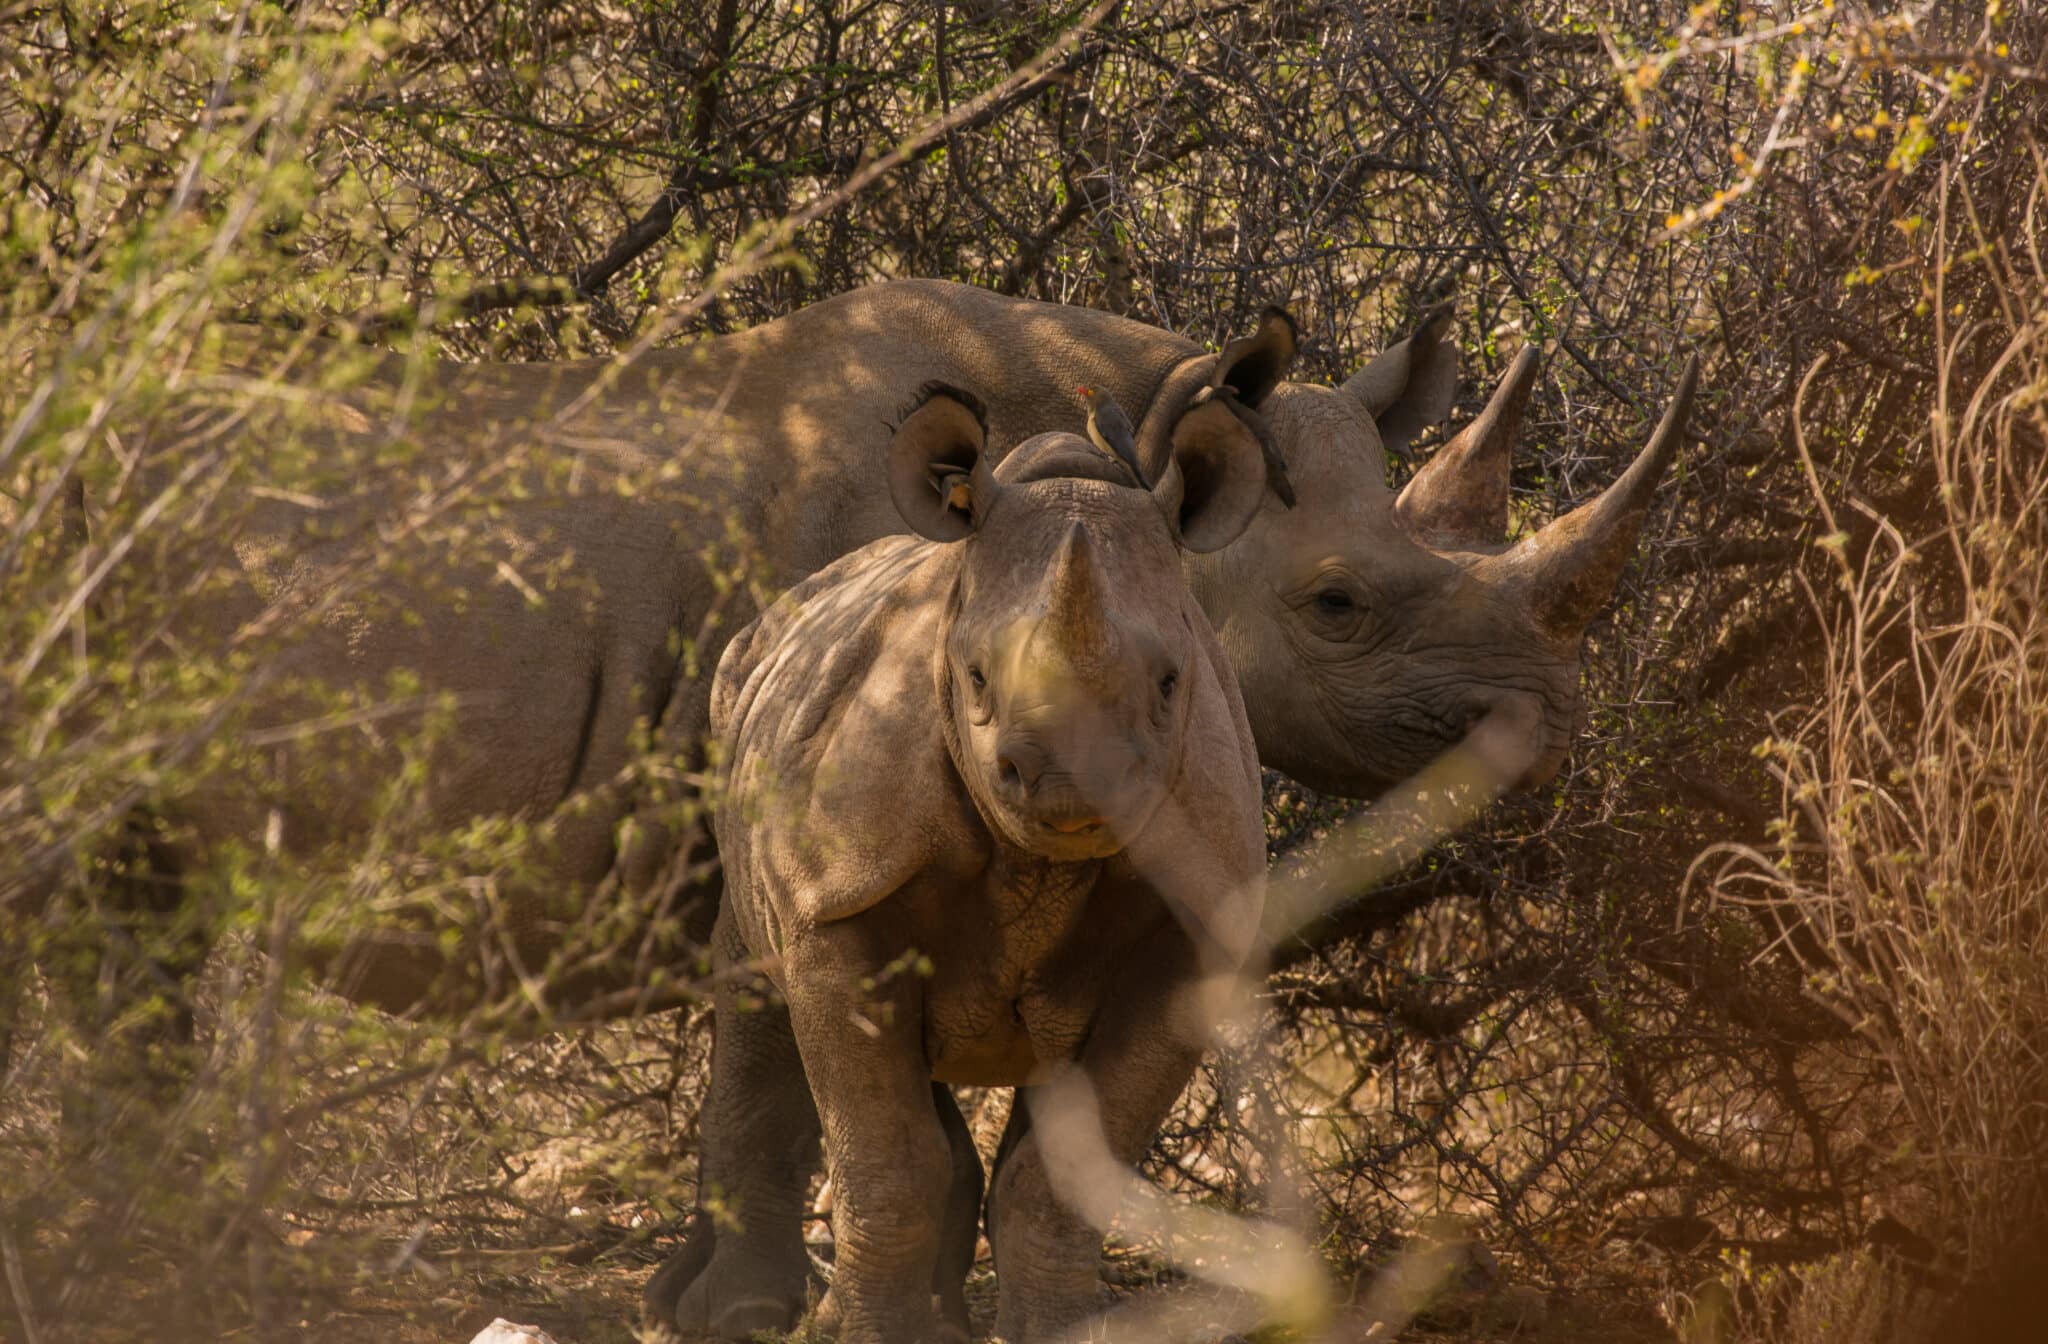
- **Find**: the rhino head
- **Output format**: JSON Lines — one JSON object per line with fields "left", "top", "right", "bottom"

{"left": 888, "top": 383, "right": 1265, "bottom": 861}
{"left": 1136, "top": 309, "right": 1697, "bottom": 798}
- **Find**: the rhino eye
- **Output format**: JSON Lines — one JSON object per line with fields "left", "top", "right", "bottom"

{"left": 1159, "top": 670, "right": 1178, "bottom": 700}
{"left": 1314, "top": 588, "right": 1356, "bottom": 615}
{"left": 967, "top": 666, "right": 987, "bottom": 691}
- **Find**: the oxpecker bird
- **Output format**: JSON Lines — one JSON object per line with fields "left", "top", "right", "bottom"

{"left": 1077, "top": 385, "right": 1147, "bottom": 487}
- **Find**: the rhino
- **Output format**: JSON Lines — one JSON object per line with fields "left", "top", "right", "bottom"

{"left": 16, "top": 280, "right": 1693, "bottom": 1317}
{"left": 678, "top": 384, "right": 1269, "bottom": 1343}
{"left": 29, "top": 279, "right": 1690, "bottom": 1020}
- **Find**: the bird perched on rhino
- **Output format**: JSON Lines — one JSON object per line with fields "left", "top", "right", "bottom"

{"left": 1077, "top": 384, "right": 1147, "bottom": 486}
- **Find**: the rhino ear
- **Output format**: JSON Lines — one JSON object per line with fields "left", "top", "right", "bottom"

{"left": 1133, "top": 309, "right": 1299, "bottom": 510}
{"left": 1211, "top": 306, "right": 1298, "bottom": 409}
{"left": 888, "top": 384, "right": 999, "bottom": 542}
{"left": 1153, "top": 397, "right": 1268, "bottom": 553}
{"left": 1337, "top": 302, "right": 1459, "bottom": 460}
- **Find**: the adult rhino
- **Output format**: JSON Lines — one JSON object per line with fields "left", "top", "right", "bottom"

{"left": 28, "top": 278, "right": 1691, "bottom": 1024}
{"left": 685, "top": 386, "right": 1268, "bottom": 1343}
{"left": 17, "top": 277, "right": 1690, "bottom": 1335}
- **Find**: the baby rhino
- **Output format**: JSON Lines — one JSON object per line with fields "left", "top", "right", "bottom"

{"left": 680, "top": 385, "right": 1271, "bottom": 1343}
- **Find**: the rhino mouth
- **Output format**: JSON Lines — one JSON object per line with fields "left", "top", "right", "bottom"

{"left": 984, "top": 764, "right": 1138, "bottom": 857}
{"left": 1024, "top": 784, "right": 1117, "bottom": 838}
{"left": 1002, "top": 801, "right": 1124, "bottom": 858}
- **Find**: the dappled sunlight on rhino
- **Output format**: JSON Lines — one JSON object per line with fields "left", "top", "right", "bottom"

{"left": 659, "top": 384, "right": 1271, "bottom": 1342}
{"left": 24, "top": 280, "right": 1693, "bottom": 1033}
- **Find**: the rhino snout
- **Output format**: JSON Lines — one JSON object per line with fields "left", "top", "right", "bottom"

{"left": 992, "top": 738, "right": 1125, "bottom": 832}
{"left": 1024, "top": 777, "right": 1111, "bottom": 835}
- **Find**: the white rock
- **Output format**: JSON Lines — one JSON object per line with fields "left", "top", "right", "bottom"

{"left": 468, "top": 1319, "right": 560, "bottom": 1344}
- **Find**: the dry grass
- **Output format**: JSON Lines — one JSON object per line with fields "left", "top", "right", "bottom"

{"left": 1690, "top": 162, "right": 2048, "bottom": 1342}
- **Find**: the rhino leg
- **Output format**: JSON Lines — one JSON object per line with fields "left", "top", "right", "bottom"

{"left": 981, "top": 1099, "right": 1031, "bottom": 1274}
{"left": 804, "top": 1082, "right": 982, "bottom": 1342}
{"left": 931, "top": 1082, "right": 984, "bottom": 1342}
{"left": 784, "top": 927, "right": 952, "bottom": 1344}
{"left": 987, "top": 940, "right": 1206, "bottom": 1344}
{"left": 657, "top": 916, "right": 820, "bottom": 1340}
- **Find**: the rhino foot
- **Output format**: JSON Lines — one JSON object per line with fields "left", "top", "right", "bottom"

{"left": 809, "top": 1284, "right": 967, "bottom": 1344}
{"left": 642, "top": 1214, "right": 717, "bottom": 1336}
{"left": 668, "top": 1243, "right": 809, "bottom": 1340}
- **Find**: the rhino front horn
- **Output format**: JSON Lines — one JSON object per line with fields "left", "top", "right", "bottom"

{"left": 1497, "top": 356, "right": 1697, "bottom": 636}
{"left": 1046, "top": 522, "right": 1110, "bottom": 655}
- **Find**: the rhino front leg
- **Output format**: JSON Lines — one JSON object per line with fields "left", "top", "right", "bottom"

{"left": 787, "top": 930, "right": 953, "bottom": 1344}
{"left": 987, "top": 948, "right": 1207, "bottom": 1342}
{"left": 654, "top": 916, "right": 820, "bottom": 1340}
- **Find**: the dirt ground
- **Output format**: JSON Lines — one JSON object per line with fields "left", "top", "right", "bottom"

{"left": 245, "top": 1246, "right": 1676, "bottom": 1344}
{"left": 10, "top": 1008, "right": 1692, "bottom": 1344}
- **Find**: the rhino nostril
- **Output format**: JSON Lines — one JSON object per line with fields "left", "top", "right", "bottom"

{"left": 995, "top": 738, "right": 1048, "bottom": 795}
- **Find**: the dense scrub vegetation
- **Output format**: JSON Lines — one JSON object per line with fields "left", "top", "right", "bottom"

{"left": 3, "top": 1, "right": 2043, "bottom": 1339}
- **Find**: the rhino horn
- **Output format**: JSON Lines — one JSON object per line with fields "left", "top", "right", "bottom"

{"left": 1394, "top": 345, "right": 1540, "bottom": 549}
{"left": 1046, "top": 522, "right": 1109, "bottom": 654}
{"left": 1497, "top": 356, "right": 1697, "bottom": 635}
{"left": 1337, "top": 301, "right": 1458, "bottom": 460}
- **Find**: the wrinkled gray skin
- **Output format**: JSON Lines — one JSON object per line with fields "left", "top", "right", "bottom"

{"left": 678, "top": 389, "right": 1267, "bottom": 1344}
{"left": 1197, "top": 342, "right": 1695, "bottom": 797}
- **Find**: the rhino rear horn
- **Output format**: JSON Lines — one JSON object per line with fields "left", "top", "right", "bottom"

{"left": 1394, "top": 345, "right": 1540, "bottom": 549}
{"left": 1338, "top": 301, "right": 1458, "bottom": 461}
{"left": 1498, "top": 356, "right": 1698, "bottom": 635}
{"left": 888, "top": 383, "right": 1002, "bottom": 542}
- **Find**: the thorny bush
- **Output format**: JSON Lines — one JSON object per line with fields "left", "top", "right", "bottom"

{"left": 2, "top": 1, "right": 2044, "bottom": 1339}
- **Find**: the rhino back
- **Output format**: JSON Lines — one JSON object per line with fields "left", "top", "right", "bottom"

{"left": 712, "top": 535, "right": 986, "bottom": 957}
{"left": 171, "top": 280, "right": 1202, "bottom": 886}
{"left": 148, "top": 358, "right": 753, "bottom": 874}
{"left": 652, "top": 280, "right": 1202, "bottom": 569}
